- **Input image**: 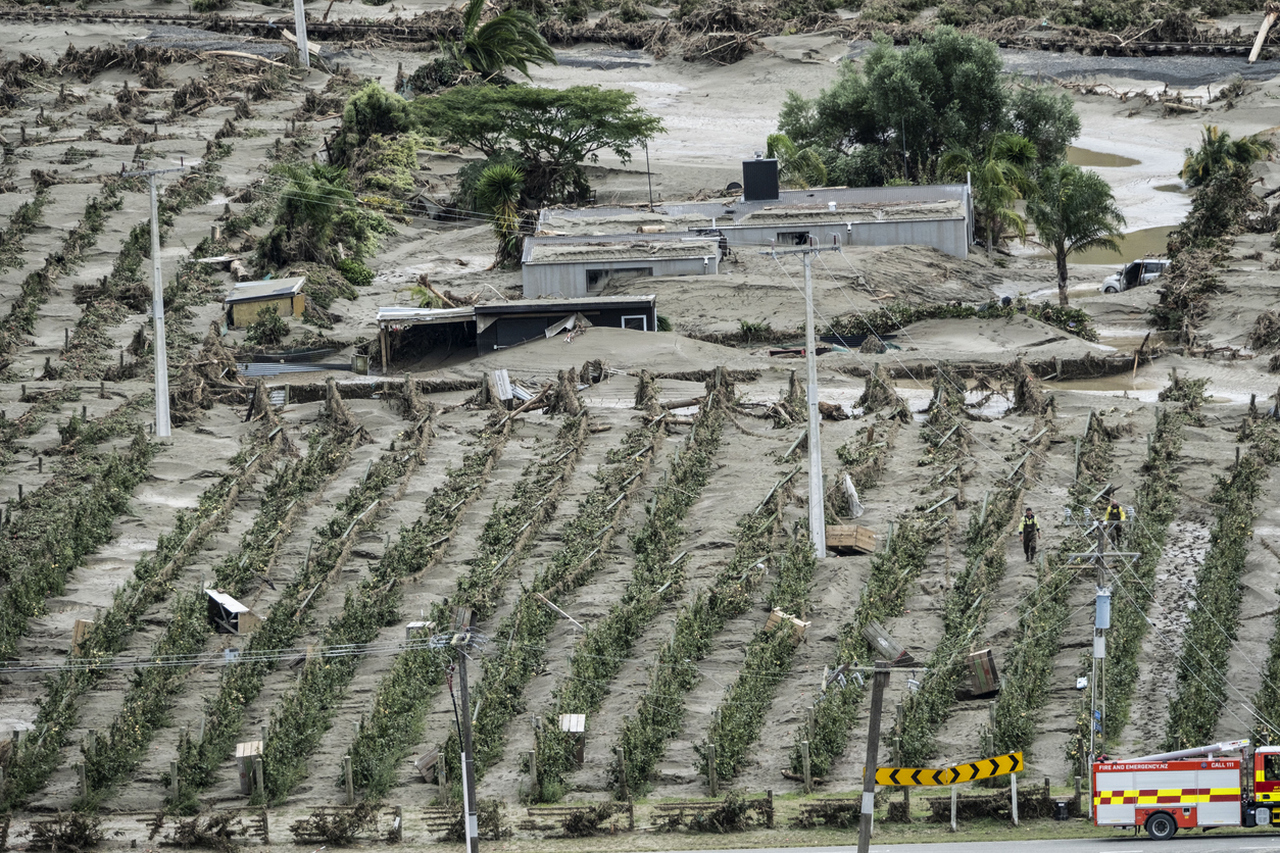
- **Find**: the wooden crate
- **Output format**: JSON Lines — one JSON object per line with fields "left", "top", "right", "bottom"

{"left": 764, "top": 608, "right": 810, "bottom": 642}
{"left": 71, "top": 619, "right": 94, "bottom": 656}
{"left": 967, "top": 648, "right": 999, "bottom": 695}
{"left": 235, "top": 740, "right": 262, "bottom": 795}
{"left": 826, "top": 525, "right": 876, "bottom": 554}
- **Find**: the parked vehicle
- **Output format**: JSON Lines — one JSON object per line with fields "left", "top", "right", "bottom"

{"left": 1093, "top": 739, "right": 1280, "bottom": 840}
{"left": 1101, "top": 258, "right": 1170, "bottom": 293}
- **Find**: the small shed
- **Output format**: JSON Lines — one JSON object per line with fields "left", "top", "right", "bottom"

{"left": 205, "top": 588, "right": 262, "bottom": 635}
{"left": 375, "top": 295, "right": 658, "bottom": 364}
{"left": 224, "top": 277, "right": 307, "bottom": 328}
{"left": 521, "top": 234, "right": 719, "bottom": 299}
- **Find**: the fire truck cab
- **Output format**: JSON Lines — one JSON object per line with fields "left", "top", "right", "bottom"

{"left": 1094, "top": 740, "right": 1280, "bottom": 840}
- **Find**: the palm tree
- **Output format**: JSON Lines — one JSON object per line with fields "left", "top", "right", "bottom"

{"left": 940, "top": 132, "right": 1037, "bottom": 255}
{"left": 449, "top": 0, "right": 556, "bottom": 80}
{"left": 1026, "top": 161, "right": 1126, "bottom": 307}
{"left": 766, "top": 133, "right": 827, "bottom": 189}
{"left": 1182, "top": 125, "right": 1274, "bottom": 188}
{"left": 476, "top": 162, "right": 525, "bottom": 268}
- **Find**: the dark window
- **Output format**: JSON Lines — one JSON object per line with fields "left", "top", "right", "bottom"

{"left": 586, "top": 267, "right": 653, "bottom": 291}
{"left": 777, "top": 231, "right": 811, "bottom": 246}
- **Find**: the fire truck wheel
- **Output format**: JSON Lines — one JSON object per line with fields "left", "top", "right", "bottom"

{"left": 1145, "top": 812, "right": 1177, "bottom": 841}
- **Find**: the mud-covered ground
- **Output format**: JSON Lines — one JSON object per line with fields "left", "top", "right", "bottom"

{"left": 0, "top": 2, "right": 1279, "bottom": 846}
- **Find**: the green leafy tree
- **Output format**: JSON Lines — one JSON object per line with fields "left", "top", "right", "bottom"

{"left": 777, "top": 27, "right": 1079, "bottom": 186}
{"left": 411, "top": 84, "right": 663, "bottom": 206}
{"left": 1182, "top": 125, "right": 1274, "bottom": 188}
{"left": 476, "top": 162, "right": 525, "bottom": 268}
{"left": 766, "top": 133, "right": 827, "bottom": 189}
{"left": 1026, "top": 162, "right": 1126, "bottom": 307}
{"left": 449, "top": 0, "right": 556, "bottom": 80}
{"left": 940, "top": 132, "right": 1036, "bottom": 253}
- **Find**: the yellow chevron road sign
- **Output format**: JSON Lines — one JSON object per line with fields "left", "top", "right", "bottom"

{"left": 874, "top": 766, "right": 952, "bottom": 786}
{"left": 874, "top": 752, "right": 1023, "bottom": 787}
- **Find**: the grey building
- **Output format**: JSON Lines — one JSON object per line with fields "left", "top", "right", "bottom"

{"left": 521, "top": 233, "right": 721, "bottom": 299}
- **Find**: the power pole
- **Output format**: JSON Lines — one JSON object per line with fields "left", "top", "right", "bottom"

{"left": 857, "top": 661, "right": 891, "bottom": 853}
{"left": 122, "top": 164, "right": 186, "bottom": 439}
{"left": 763, "top": 241, "right": 841, "bottom": 558}
{"left": 293, "top": 0, "right": 311, "bottom": 68}
{"left": 455, "top": 638, "right": 480, "bottom": 853}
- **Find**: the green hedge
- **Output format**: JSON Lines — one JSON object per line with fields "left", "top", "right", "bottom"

{"left": 1164, "top": 419, "right": 1280, "bottom": 750}
{"left": 699, "top": 530, "right": 816, "bottom": 784}
{"left": 610, "top": 468, "right": 794, "bottom": 797}
{"left": 533, "top": 395, "right": 728, "bottom": 802}
{"left": 173, "top": 415, "right": 430, "bottom": 804}
{"left": 1064, "top": 407, "right": 1185, "bottom": 770}
{"left": 258, "top": 415, "right": 521, "bottom": 803}
{"left": 88, "top": 416, "right": 370, "bottom": 806}
{"left": 0, "top": 421, "right": 285, "bottom": 812}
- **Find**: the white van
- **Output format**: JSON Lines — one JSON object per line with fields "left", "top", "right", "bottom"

{"left": 1101, "top": 258, "right": 1170, "bottom": 293}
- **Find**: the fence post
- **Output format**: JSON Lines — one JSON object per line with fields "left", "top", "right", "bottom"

{"left": 801, "top": 740, "right": 812, "bottom": 794}
{"left": 253, "top": 756, "right": 264, "bottom": 797}
{"left": 529, "top": 750, "right": 538, "bottom": 792}
{"left": 1010, "top": 772, "right": 1018, "bottom": 827}
{"left": 708, "top": 743, "right": 718, "bottom": 797}
{"left": 77, "top": 762, "right": 87, "bottom": 798}
{"left": 1075, "top": 774, "right": 1082, "bottom": 816}
{"left": 344, "top": 755, "right": 354, "bottom": 806}
{"left": 170, "top": 760, "right": 179, "bottom": 801}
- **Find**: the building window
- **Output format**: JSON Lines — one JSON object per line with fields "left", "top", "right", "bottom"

{"left": 776, "top": 231, "right": 811, "bottom": 246}
{"left": 586, "top": 267, "right": 654, "bottom": 291}
{"left": 621, "top": 314, "right": 648, "bottom": 331}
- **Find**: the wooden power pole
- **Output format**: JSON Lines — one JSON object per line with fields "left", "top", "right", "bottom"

{"left": 857, "top": 661, "right": 891, "bottom": 853}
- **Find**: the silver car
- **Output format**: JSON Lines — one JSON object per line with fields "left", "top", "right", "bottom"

{"left": 1101, "top": 258, "right": 1170, "bottom": 293}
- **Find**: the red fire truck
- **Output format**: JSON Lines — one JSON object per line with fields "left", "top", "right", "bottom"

{"left": 1093, "top": 739, "right": 1280, "bottom": 840}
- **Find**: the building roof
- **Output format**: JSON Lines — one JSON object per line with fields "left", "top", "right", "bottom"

{"left": 734, "top": 199, "right": 965, "bottom": 226}
{"left": 539, "top": 184, "right": 972, "bottom": 234}
{"left": 377, "top": 294, "right": 657, "bottom": 329}
{"left": 522, "top": 234, "right": 720, "bottom": 265}
{"left": 224, "top": 277, "right": 306, "bottom": 304}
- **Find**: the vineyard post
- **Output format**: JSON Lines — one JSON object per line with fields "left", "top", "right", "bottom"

{"left": 708, "top": 743, "right": 718, "bottom": 797}
{"left": 344, "top": 755, "right": 353, "bottom": 806}
{"left": 801, "top": 741, "right": 811, "bottom": 793}
{"left": 856, "top": 661, "right": 891, "bottom": 853}
{"left": 292, "top": 0, "right": 311, "bottom": 69}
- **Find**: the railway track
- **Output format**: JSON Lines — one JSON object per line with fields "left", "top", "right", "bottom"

{"left": 0, "top": 6, "right": 1272, "bottom": 58}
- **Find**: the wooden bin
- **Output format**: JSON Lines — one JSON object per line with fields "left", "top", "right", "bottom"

{"left": 826, "top": 525, "right": 876, "bottom": 555}
{"left": 235, "top": 740, "right": 262, "bottom": 795}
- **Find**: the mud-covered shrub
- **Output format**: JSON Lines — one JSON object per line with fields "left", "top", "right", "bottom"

{"left": 244, "top": 304, "right": 289, "bottom": 347}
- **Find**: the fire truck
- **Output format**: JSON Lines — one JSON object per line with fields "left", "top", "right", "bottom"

{"left": 1093, "top": 739, "right": 1280, "bottom": 840}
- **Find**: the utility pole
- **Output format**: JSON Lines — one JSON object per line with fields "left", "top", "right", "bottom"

{"left": 454, "top": 636, "right": 480, "bottom": 853}
{"left": 293, "top": 0, "right": 311, "bottom": 69}
{"left": 1065, "top": 513, "right": 1132, "bottom": 807}
{"left": 122, "top": 164, "right": 186, "bottom": 439}
{"left": 763, "top": 240, "right": 841, "bottom": 558}
{"left": 857, "top": 661, "right": 891, "bottom": 853}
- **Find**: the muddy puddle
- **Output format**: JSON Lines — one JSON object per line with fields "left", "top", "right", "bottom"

{"left": 1068, "top": 146, "right": 1141, "bottom": 168}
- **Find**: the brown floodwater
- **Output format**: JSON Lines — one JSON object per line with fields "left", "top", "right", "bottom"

{"left": 1034, "top": 225, "right": 1177, "bottom": 265}
{"left": 1067, "top": 146, "right": 1141, "bottom": 168}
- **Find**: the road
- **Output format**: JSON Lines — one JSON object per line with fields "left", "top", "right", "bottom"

{"left": 658, "top": 838, "right": 1280, "bottom": 853}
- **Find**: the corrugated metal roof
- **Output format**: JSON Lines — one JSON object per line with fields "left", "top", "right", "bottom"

{"left": 225, "top": 276, "right": 307, "bottom": 304}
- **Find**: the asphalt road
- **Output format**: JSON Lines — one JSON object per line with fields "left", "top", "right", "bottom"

{"left": 658, "top": 837, "right": 1280, "bottom": 853}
